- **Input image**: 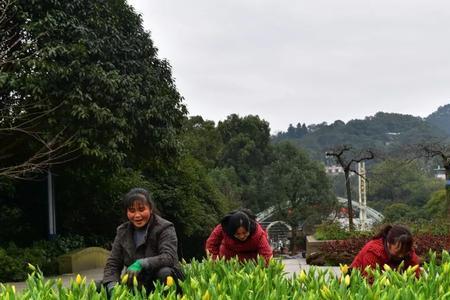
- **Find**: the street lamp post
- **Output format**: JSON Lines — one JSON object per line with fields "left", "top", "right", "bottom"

{"left": 47, "top": 168, "right": 56, "bottom": 239}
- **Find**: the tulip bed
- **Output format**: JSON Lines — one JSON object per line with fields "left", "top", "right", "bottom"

{"left": 1, "top": 251, "right": 450, "bottom": 299}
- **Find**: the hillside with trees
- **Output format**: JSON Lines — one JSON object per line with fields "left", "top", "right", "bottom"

{"left": 274, "top": 110, "right": 450, "bottom": 161}
{"left": 426, "top": 104, "right": 450, "bottom": 135}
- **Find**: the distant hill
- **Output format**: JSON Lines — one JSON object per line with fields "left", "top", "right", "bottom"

{"left": 426, "top": 104, "right": 450, "bottom": 135}
{"left": 273, "top": 108, "right": 450, "bottom": 161}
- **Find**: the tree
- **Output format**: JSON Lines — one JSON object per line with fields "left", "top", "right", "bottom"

{"left": 425, "top": 189, "right": 446, "bottom": 219}
{"left": 326, "top": 145, "right": 374, "bottom": 230}
{"left": 417, "top": 142, "right": 450, "bottom": 217}
{"left": 181, "top": 116, "right": 222, "bottom": 169}
{"left": 2, "top": 0, "right": 186, "bottom": 169}
{"left": 368, "top": 159, "right": 441, "bottom": 208}
{"left": 1, "top": 0, "right": 76, "bottom": 178}
{"left": 0, "top": 0, "right": 189, "bottom": 246}
{"left": 217, "top": 114, "right": 272, "bottom": 211}
{"left": 263, "top": 142, "right": 336, "bottom": 252}
{"left": 383, "top": 203, "right": 416, "bottom": 222}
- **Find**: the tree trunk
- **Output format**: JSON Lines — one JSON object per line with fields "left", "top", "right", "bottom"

{"left": 445, "top": 165, "right": 450, "bottom": 218}
{"left": 290, "top": 226, "right": 297, "bottom": 255}
{"left": 344, "top": 170, "right": 354, "bottom": 231}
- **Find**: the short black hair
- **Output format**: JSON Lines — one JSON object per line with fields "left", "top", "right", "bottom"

{"left": 122, "top": 188, "right": 155, "bottom": 211}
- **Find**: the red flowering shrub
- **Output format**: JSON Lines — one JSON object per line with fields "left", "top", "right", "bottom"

{"left": 315, "top": 234, "right": 450, "bottom": 266}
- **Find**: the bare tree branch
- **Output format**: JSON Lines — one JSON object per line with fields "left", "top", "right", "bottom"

{"left": 415, "top": 141, "right": 450, "bottom": 218}
{"left": 326, "top": 145, "right": 375, "bottom": 230}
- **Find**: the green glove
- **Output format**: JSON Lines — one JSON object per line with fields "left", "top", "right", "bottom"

{"left": 127, "top": 260, "right": 143, "bottom": 272}
{"left": 125, "top": 260, "right": 143, "bottom": 286}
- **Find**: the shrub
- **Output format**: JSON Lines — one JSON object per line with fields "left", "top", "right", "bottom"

{"left": 317, "top": 234, "right": 450, "bottom": 266}
{"left": 314, "top": 221, "right": 372, "bottom": 240}
{"left": 0, "top": 235, "right": 91, "bottom": 282}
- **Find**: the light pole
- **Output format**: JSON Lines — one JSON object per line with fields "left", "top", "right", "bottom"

{"left": 47, "top": 168, "right": 56, "bottom": 239}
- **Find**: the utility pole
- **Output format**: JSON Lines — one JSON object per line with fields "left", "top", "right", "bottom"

{"left": 358, "top": 162, "right": 367, "bottom": 230}
{"left": 48, "top": 168, "right": 56, "bottom": 239}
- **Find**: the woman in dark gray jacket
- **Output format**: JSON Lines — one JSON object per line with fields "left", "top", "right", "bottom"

{"left": 102, "top": 188, "right": 183, "bottom": 293}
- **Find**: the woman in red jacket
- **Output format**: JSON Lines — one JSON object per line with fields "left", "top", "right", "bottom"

{"left": 205, "top": 209, "right": 273, "bottom": 263}
{"left": 351, "top": 224, "right": 420, "bottom": 278}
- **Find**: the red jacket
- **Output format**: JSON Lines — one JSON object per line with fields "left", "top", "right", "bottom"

{"left": 351, "top": 238, "right": 420, "bottom": 277}
{"left": 205, "top": 223, "right": 273, "bottom": 262}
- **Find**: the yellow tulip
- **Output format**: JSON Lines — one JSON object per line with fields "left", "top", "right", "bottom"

{"left": 133, "top": 275, "right": 138, "bottom": 287}
{"left": 340, "top": 264, "right": 349, "bottom": 275}
{"left": 383, "top": 264, "right": 392, "bottom": 272}
{"left": 166, "top": 276, "right": 175, "bottom": 287}
{"left": 27, "top": 263, "right": 36, "bottom": 271}
{"left": 190, "top": 278, "right": 199, "bottom": 289}
{"left": 443, "top": 262, "right": 450, "bottom": 274}
{"left": 121, "top": 273, "right": 129, "bottom": 285}
{"left": 320, "top": 285, "right": 331, "bottom": 299}
{"left": 75, "top": 274, "right": 82, "bottom": 285}
{"left": 344, "top": 274, "right": 351, "bottom": 286}
{"left": 298, "top": 270, "right": 307, "bottom": 282}
{"left": 202, "top": 290, "right": 211, "bottom": 300}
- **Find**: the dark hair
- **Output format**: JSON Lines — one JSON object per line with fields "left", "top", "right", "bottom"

{"left": 221, "top": 209, "right": 257, "bottom": 239}
{"left": 373, "top": 224, "right": 413, "bottom": 255}
{"left": 122, "top": 188, "right": 155, "bottom": 211}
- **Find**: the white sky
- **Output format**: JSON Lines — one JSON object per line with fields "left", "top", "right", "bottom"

{"left": 128, "top": 0, "right": 450, "bottom": 133}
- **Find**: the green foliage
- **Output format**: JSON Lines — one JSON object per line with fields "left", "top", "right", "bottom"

{"left": 425, "top": 189, "right": 447, "bottom": 218}
{"left": 368, "top": 160, "right": 442, "bottom": 208}
{"left": 314, "top": 222, "right": 372, "bottom": 241}
{"left": 0, "top": 234, "right": 109, "bottom": 282}
{"left": 4, "top": 253, "right": 450, "bottom": 299}
{"left": 181, "top": 116, "right": 223, "bottom": 169}
{"left": 408, "top": 219, "right": 450, "bottom": 236}
{"left": 208, "top": 167, "right": 242, "bottom": 206}
{"left": 383, "top": 203, "right": 418, "bottom": 222}
{"left": 426, "top": 104, "right": 450, "bottom": 135}
{"left": 275, "top": 112, "right": 449, "bottom": 161}
{"left": 2, "top": 0, "right": 186, "bottom": 167}
{"left": 314, "top": 222, "right": 351, "bottom": 240}
{"left": 0, "top": 244, "right": 57, "bottom": 282}
{"left": 218, "top": 114, "right": 272, "bottom": 175}
{"left": 216, "top": 114, "right": 273, "bottom": 211}
{"left": 262, "top": 142, "right": 337, "bottom": 228}
{"left": 150, "top": 155, "right": 230, "bottom": 238}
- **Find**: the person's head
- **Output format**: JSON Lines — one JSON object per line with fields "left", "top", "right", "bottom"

{"left": 374, "top": 225, "right": 414, "bottom": 260}
{"left": 221, "top": 210, "right": 256, "bottom": 242}
{"left": 123, "top": 188, "right": 155, "bottom": 228}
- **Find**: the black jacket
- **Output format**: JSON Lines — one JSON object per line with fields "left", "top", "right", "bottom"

{"left": 103, "top": 214, "right": 181, "bottom": 284}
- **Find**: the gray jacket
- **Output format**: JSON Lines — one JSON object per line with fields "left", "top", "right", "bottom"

{"left": 103, "top": 214, "right": 181, "bottom": 284}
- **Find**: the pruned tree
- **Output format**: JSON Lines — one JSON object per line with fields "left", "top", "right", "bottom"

{"left": 326, "top": 145, "right": 374, "bottom": 230}
{"left": 0, "top": 103, "right": 78, "bottom": 179}
{"left": 1, "top": 0, "right": 77, "bottom": 179}
{"left": 417, "top": 142, "right": 450, "bottom": 217}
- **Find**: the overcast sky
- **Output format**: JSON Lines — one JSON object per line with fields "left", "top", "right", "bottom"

{"left": 128, "top": 0, "right": 450, "bottom": 133}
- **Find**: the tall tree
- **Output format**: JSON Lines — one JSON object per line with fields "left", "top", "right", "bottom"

{"left": 263, "top": 142, "right": 336, "bottom": 252}
{"left": 2, "top": 0, "right": 186, "bottom": 169}
{"left": 326, "top": 145, "right": 374, "bottom": 230}
{"left": 217, "top": 114, "right": 272, "bottom": 211}
{"left": 1, "top": 0, "right": 75, "bottom": 178}
{"left": 0, "top": 0, "right": 189, "bottom": 244}
{"left": 418, "top": 142, "right": 450, "bottom": 217}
